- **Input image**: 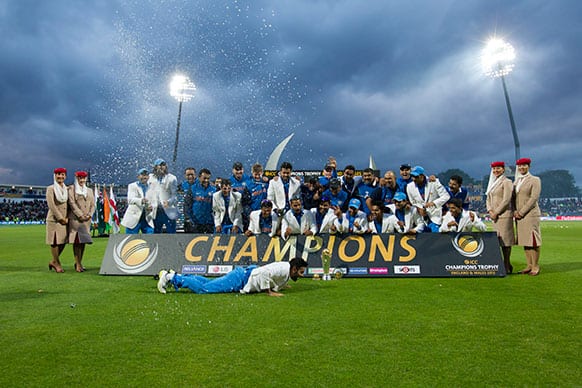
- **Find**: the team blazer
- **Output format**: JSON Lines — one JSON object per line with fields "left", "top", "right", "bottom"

{"left": 148, "top": 173, "right": 178, "bottom": 220}
{"left": 121, "top": 182, "right": 155, "bottom": 229}
{"left": 406, "top": 179, "right": 450, "bottom": 225}
{"left": 267, "top": 175, "right": 301, "bottom": 211}
{"left": 439, "top": 210, "right": 487, "bottom": 233}
{"left": 309, "top": 208, "right": 338, "bottom": 234}
{"left": 387, "top": 207, "right": 425, "bottom": 234}
{"left": 281, "top": 209, "right": 317, "bottom": 240}
{"left": 334, "top": 210, "right": 368, "bottom": 234}
{"left": 368, "top": 214, "right": 393, "bottom": 234}
{"left": 212, "top": 191, "right": 243, "bottom": 230}
{"left": 248, "top": 209, "right": 280, "bottom": 238}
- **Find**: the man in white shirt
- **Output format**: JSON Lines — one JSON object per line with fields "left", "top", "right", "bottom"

{"left": 310, "top": 195, "right": 340, "bottom": 234}
{"left": 267, "top": 161, "right": 301, "bottom": 215}
{"left": 281, "top": 195, "right": 317, "bottom": 239}
{"left": 387, "top": 191, "right": 425, "bottom": 234}
{"left": 439, "top": 198, "right": 486, "bottom": 233}
{"left": 406, "top": 166, "right": 450, "bottom": 233}
{"left": 148, "top": 159, "right": 178, "bottom": 233}
{"left": 334, "top": 198, "right": 368, "bottom": 234}
{"left": 157, "top": 258, "right": 308, "bottom": 297}
{"left": 121, "top": 168, "right": 155, "bottom": 234}
{"left": 212, "top": 179, "right": 243, "bottom": 234}
{"left": 245, "top": 199, "right": 280, "bottom": 237}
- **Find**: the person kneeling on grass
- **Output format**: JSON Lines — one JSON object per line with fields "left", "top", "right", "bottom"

{"left": 157, "top": 257, "right": 308, "bottom": 297}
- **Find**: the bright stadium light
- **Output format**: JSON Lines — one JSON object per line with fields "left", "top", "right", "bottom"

{"left": 170, "top": 74, "right": 196, "bottom": 166}
{"left": 170, "top": 75, "right": 196, "bottom": 102}
{"left": 482, "top": 38, "right": 515, "bottom": 78}
{"left": 482, "top": 38, "right": 520, "bottom": 161}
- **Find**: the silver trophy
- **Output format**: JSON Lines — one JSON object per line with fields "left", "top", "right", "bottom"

{"left": 321, "top": 248, "right": 332, "bottom": 281}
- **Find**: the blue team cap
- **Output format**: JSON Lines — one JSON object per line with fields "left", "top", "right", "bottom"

{"left": 348, "top": 198, "right": 361, "bottom": 209}
{"left": 137, "top": 168, "right": 149, "bottom": 175}
{"left": 410, "top": 166, "right": 425, "bottom": 177}
{"left": 153, "top": 158, "right": 166, "bottom": 166}
{"left": 393, "top": 192, "right": 407, "bottom": 202}
{"left": 320, "top": 195, "right": 331, "bottom": 203}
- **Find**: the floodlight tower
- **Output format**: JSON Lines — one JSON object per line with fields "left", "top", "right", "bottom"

{"left": 482, "top": 38, "right": 520, "bottom": 161}
{"left": 170, "top": 74, "right": 196, "bottom": 167}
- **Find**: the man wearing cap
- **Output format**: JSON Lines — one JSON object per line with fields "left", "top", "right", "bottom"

{"left": 486, "top": 161, "right": 515, "bottom": 273}
{"left": 67, "top": 171, "right": 96, "bottom": 272}
{"left": 148, "top": 159, "right": 178, "bottom": 233}
{"left": 322, "top": 178, "right": 348, "bottom": 211}
{"left": 334, "top": 198, "right": 368, "bottom": 234}
{"left": 387, "top": 191, "right": 425, "bottom": 234}
{"left": 245, "top": 199, "right": 280, "bottom": 237}
{"left": 121, "top": 168, "right": 155, "bottom": 234}
{"left": 439, "top": 198, "right": 486, "bottom": 233}
{"left": 310, "top": 195, "right": 340, "bottom": 234}
{"left": 212, "top": 179, "right": 243, "bottom": 234}
{"left": 513, "top": 158, "right": 542, "bottom": 276}
{"left": 267, "top": 161, "right": 301, "bottom": 215}
{"left": 406, "top": 166, "right": 450, "bottom": 233}
{"left": 281, "top": 195, "right": 316, "bottom": 239}
{"left": 396, "top": 164, "right": 413, "bottom": 194}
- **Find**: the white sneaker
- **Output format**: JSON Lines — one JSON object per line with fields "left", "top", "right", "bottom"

{"left": 157, "top": 270, "right": 175, "bottom": 294}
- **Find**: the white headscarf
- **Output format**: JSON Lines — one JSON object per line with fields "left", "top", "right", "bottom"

{"left": 486, "top": 169, "right": 504, "bottom": 195}
{"left": 514, "top": 166, "right": 530, "bottom": 193}
{"left": 52, "top": 177, "right": 68, "bottom": 203}
{"left": 74, "top": 177, "right": 88, "bottom": 198}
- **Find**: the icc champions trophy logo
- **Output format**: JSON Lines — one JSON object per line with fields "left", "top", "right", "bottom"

{"left": 113, "top": 236, "right": 159, "bottom": 274}
{"left": 451, "top": 234, "right": 484, "bottom": 258}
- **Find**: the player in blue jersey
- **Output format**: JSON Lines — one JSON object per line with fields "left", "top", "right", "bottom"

{"left": 188, "top": 168, "right": 215, "bottom": 233}
{"left": 445, "top": 175, "right": 470, "bottom": 210}
{"left": 354, "top": 167, "right": 377, "bottom": 216}
{"left": 396, "top": 164, "right": 413, "bottom": 194}
{"left": 247, "top": 163, "right": 268, "bottom": 212}
{"left": 322, "top": 178, "right": 349, "bottom": 211}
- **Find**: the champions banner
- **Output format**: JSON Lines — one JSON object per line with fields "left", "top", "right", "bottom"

{"left": 99, "top": 232, "right": 505, "bottom": 277}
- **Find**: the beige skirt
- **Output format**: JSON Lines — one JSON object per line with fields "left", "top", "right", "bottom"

{"left": 492, "top": 216, "right": 515, "bottom": 247}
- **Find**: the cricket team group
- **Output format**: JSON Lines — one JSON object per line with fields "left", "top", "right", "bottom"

{"left": 45, "top": 156, "right": 542, "bottom": 296}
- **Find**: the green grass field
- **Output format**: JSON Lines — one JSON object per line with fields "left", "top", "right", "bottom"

{"left": 1, "top": 223, "right": 580, "bottom": 387}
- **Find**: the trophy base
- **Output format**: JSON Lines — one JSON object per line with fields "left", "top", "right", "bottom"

{"left": 322, "top": 274, "right": 332, "bottom": 281}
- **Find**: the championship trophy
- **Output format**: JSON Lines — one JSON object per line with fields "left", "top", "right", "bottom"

{"left": 321, "top": 248, "right": 332, "bottom": 281}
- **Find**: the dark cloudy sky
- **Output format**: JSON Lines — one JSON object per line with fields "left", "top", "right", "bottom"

{"left": 1, "top": 0, "right": 580, "bottom": 187}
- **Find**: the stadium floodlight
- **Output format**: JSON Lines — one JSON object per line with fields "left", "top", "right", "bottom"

{"left": 482, "top": 38, "right": 520, "bottom": 161}
{"left": 170, "top": 74, "right": 196, "bottom": 166}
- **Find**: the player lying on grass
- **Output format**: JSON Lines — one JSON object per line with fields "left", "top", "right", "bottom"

{"left": 157, "top": 257, "right": 308, "bottom": 297}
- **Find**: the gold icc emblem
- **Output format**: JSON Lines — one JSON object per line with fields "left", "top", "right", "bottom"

{"left": 113, "top": 236, "right": 158, "bottom": 274}
{"left": 451, "top": 234, "right": 484, "bottom": 258}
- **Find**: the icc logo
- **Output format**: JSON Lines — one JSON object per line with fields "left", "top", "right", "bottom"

{"left": 113, "top": 236, "right": 158, "bottom": 274}
{"left": 451, "top": 234, "right": 484, "bottom": 258}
